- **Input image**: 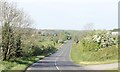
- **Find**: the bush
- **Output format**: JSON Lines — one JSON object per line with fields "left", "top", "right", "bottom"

{"left": 32, "top": 45, "right": 43, "bottom": 56}
{"left": 52, "top": 37, "right": 59, "bottom": 43}
{"left": 42, "top": 44, "right": 57, "bottom": 56}
{"left": 92, "top": 31, "right": 118, "bottom": 48}
{"left": 80, "top": 30, "right": 118, "bottom": 52}
{"left": 81, "top": 39, "right": 100, "bottom": 52}
{"left": 22, "top": 43, "right": 33, "bottom": 57}
{"left": 22, "top": 43, "right": 44, "bottom": 57}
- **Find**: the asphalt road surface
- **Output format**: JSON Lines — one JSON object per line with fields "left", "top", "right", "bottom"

{"left": 26, "top": 40, "right": 118, "bottom": 71}
{"left": 26, "top": 40, "right": 85, "bottom": 71}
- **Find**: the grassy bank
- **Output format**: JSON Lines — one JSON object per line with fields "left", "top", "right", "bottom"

{"left": 71, "top": 42, "right": 118, "bottom": 65}
{"left": 0, "top": 56, "right": 44, "bottom": 72}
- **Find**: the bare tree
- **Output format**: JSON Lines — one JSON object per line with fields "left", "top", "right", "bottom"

{"left": 0, "top": 0, "right": 33, "bottom": 60}
{"left": 84, "top": 23, "right": 94, "bottom": 31}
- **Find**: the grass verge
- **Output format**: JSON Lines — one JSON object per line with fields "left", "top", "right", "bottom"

{"left": 71, "top": 42, "right": 118, "bottom": 66}
{"left": 0, "top": 56, "right": 44, "bottom": 72}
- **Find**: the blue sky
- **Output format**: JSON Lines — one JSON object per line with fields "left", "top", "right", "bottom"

{"left": 10, "top": 0, "right": 119, "bottom": 30}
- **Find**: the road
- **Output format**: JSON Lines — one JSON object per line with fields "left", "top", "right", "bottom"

{"left": 26, "top": 40, "right": 85, "bottom": 71}
{"left": 26, "top": 40, "right": 118, "bottom": 71}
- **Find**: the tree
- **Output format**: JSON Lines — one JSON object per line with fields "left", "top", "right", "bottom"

{"left": 0, "top": 0, "right": 32, "bottom": 60}
{"left": 83, "top": 23, "right": 94, "bottom": 31}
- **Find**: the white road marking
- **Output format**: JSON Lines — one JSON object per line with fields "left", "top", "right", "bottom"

{"left": 55, "top": 41, "right": 70, "bottom": 70}
{"left": 55, "top": 51, "right": 64, "bottom": 70}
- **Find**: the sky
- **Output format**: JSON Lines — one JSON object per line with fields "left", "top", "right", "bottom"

{"left": 9, "top": 0, "right": 119, "bottom": 30}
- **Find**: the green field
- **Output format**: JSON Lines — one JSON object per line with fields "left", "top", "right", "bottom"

{"left": 71, "top": 42, "right": 118, "bottom": 65}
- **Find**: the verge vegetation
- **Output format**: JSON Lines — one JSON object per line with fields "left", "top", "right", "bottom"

{"left": 71, "top": 30, "right": 118, "bottom": 65}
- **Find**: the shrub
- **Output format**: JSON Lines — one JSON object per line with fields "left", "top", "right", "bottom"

{"left": 81, "top": 39, "right": 100, "bottom": 52}
{"left": 22, "top": 43, "right": 44, "bottom": 57}
{"left": 31, "top": 45, "right": 43, "bottom": 56}
{"left": 53, "top": 37, "right": 59, "bottom": 43}
{"left": 42, "top": 44, "right": 57, "bottom": 56}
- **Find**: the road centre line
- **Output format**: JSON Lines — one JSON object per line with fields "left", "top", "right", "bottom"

{"left": 55, "top": 41, "right": 70, "bottom": 70}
